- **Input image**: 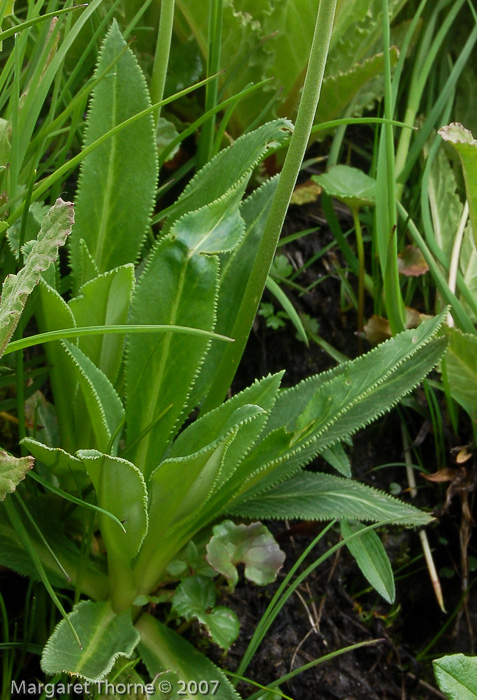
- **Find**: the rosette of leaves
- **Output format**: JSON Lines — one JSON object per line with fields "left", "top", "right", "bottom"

{"left": 0, "top": 21, "right": 450, "bottom": 697}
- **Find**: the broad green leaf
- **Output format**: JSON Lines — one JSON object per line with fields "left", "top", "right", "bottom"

{"left": 69, "top": 265, "right": 135, "bottom": 384}
{"left": 41, "top": 600, "right": 140, "bottom": 681}
{"left": 146, "top": 434, "right": 236, "bottom": 545}
{"left": 169, "top": 372, "right": 283, "bottom": 459}
{"left": 35, "top": 279, "right": 78, "bottom": 452}
{"left": 77, "top": 451, "right": 148, "bottom": 566}
{"left": 162, "top": 120, "right": 292, "bottom": 233}
{"left": 444, "top": 328, "right": 477, "bottom": 425}
{"left": 459, "top": 224, "right": 477, "bottom": 322}
{"left": 126, "top": 236, "right": 217, "bottom": 476}
{"left": 21, "top": 438, "right": 87, "bottom": 491}
{"left": 313, "top": 165, "right": 376, "bottom": 210}
{"left": 194, "top": 177, "right": 279, "bottom": 408}
{"left": 0, "top": 451, "right": 33, "bottom": 500}
{"left": 229, "top": 472, "right": 432, "bottom": 527}
{"left": 433, "top": 654, "right": 477, "bottom": 700}
{"left": 222, "top": 312, "right": 448, "bottom": 504}
{"left": 428, "top": 146, "right": 465, "bottom": 261}
{"left": 341, "top": 520, "right": 395, "bottom": 603}
{"left": 172, "top": 575, "right": 240, "bottom": 650}
{"left": 62, "top": 342, "right": 125, "bottom": 454}
{"left": 175, "top": 0, "right": 406, "bottom": 134}
{"left": 0, "top": 199, "right": 73, "bottom": 358}
{"left": 136, "top": 612, "right": 242, "bottom": 700}
{"left": 438, "top": 123, "right": 477, "bottom": 249}
{"left": 70, "top": 21, "right": 157, "bottom": 287}
{"left": 315, "top": 49, "right": 399, "bottom": 127}
{"left": 206, "top": 520, "right": 285, "bottom": 588}
{"left": 172, "top": 180, "right": 246, "bottom": 255}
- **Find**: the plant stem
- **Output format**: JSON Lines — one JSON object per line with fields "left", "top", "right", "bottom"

{"left": 150, "top": 0, "right": 175, "bottom": 126}
{"left": 197, "top": 0, "right": 223, "bottom": 168}
{"left": 352, "top": 207, "right": 365, "bottom": 339}
{"left": 201, "top": 0, "right": 338, "bottom": 412}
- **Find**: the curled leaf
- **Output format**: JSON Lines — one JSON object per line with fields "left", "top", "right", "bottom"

{"left": 398, "top": 245, "right": 429, "bottom": 276}
{"left": 0, "top": 451, "right": 34, "bottom": 500}
{"left": 0, "top": 199, "right": 73, "bottom": 358}
{"left": 206, "top": 520, "right": 285, "bottom": 589}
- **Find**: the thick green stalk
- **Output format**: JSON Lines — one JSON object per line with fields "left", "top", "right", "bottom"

{"left": 150, "top": 0, "right": 175, "bottom": 126}
{"left": 201, "top": 0, "right": 338, "bottom": 413}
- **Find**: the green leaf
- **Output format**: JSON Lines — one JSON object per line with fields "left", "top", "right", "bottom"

{"left": 206, "top": 520, "right": 285, "bottom": 588}
{"left": 169, "top": 372, "right": 282, "bottom": 460}
{"left": 70, "top": 20, "right": 157, "bottom": 287}
{"left": 428, "top": 145, "right": 465, "bottom": 261}
{"left": 316, "top": 49, "right": 399, "bottom": 127}
{"left": 172, "top": 575, "right": 240, "bottom": 650}
{"left": 68, "top": 265, "right": 135, "bottom": 384}
{"left": 41, "top": 600, "right": 140, "bottom": 681}
{"left": 0, "top": 451, "right": 33, "bottom": 500}
{"left": 313, "top": 164, "right": 376, "bottom": 210}
{"left": 0, "top": 199, "right": 73, "bottom": 358}
{"left": 126, "top": 236, "right": 217, "bottom": 476}
{"left": 62, "top": 342, "right": 125, "bottom": 454}
{"left": 224, "top": 312, "right": 448, "bottom": 504}
{"left": 77, "top": 452, "right": 148, "bottom": 567}
{"left": 341, "top": 520, "right": 395, "bottom": 603}
{"left": 434, "top": 654, "right": 477, "bottom": 700}
{"left": 195, "top": 177, "right": 279, "bottom": 409}
{"left": 438, "top": 123, "right": 477, "bottom": 249}
{"left": 146, "top": 433, "right": 237, "bottom": 544}
{"left": 163, "top": 120, "right": 292, "bottom": 233}
{"left": 136, "top": 612, "right": 242, "bottom": 700}
{"left": 35, "top": 279, "right": 78, "bottom": 452}
{"left": 321, "top": 443, "right": 351, "bottom": 478}
{"left": 229, "top": 472, "right": 432, "bottom": 528}
{"left": 21, "top": 438, "right": 87, "bottom": 492}
{"left": 443, "top": 328, "right": 477, "bottom": 425}
{"left": 171, "top": 180, "right": 246, "bottom": 254}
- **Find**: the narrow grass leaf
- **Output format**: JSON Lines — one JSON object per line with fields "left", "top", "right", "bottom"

{"left": 341, "top": 520, "right": 395, "bottom": 603}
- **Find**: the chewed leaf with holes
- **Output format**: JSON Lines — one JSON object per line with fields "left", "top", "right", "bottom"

{"left": 206, "top": 520, "right": 285, "bottom": 589}
{"left": 0, "top": 451, "right": 33, "bottom": 500}
{"left": 0, "top": 199, "right": 73, "bottom": 358}
{"left": 41, "top": 600, "right": 139, "bottom": 680}
{"left": 172, "top": 575, "right": 239, "bottom": 650}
